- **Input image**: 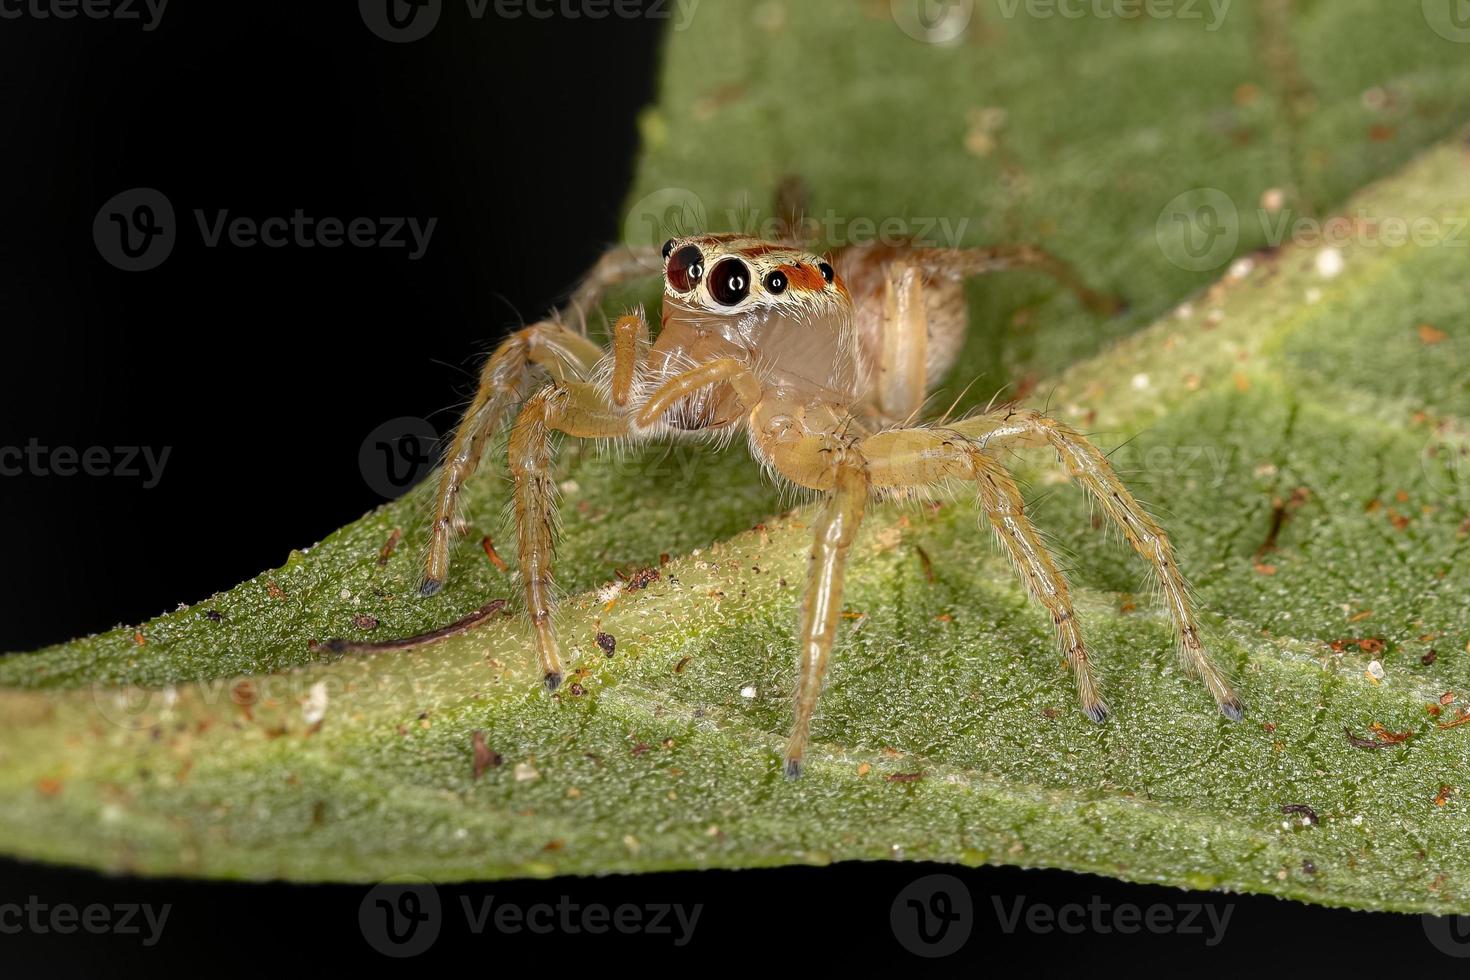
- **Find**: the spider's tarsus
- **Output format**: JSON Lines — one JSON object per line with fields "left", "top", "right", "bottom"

{"left": 1084, "top": 702, "right": 1110, "bottom": 724}
{"left": 1219, "top": 699, "right": 1246, "bottom": 722}
{"left": 783, "top": 758, "right": 803, "bottom": 780}
{"left": 418, "top": 577, "right": 444, "bottom": 598}
{"left": 543, "top": 671, "right": 563, "bottom": 693}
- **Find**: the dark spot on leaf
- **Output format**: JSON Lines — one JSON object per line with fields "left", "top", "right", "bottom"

{"left": 1281, "top": 803, "right": 1318, "bottom": 825}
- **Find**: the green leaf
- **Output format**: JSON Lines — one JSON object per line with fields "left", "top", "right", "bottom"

{"left": 2, "top": 2, "right": 1468, "bottom": 914}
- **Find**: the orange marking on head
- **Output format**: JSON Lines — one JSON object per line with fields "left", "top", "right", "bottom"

{"left": 779, "top": 263, "right": 828, "bottom": 292}
{"left": 736, "top": 244, "right": 784, "bottom": 259}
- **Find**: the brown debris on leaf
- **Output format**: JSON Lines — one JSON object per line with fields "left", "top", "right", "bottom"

{"left": 472, "top": 730, "right": 502, "bottom": 779}
{"left": 619, "top": 566, "right": 661, "bottom": 591}
{"left": 378, "top": 528, "right": 402, "bottom": 566}
{"left": 1344, "top": 725, "right": 1411, "bottom": 750}
{"left": 481, "top": 536, "right": 509, "bottom": 573}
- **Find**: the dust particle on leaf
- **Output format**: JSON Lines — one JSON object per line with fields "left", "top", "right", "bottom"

{"left": 596, "top": 632, "right": 616, "bottom": 657}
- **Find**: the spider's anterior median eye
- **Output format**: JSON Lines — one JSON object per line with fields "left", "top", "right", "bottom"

{"left": 763, "top": 270, "right": 788, "bottom": 295}
{"left": 661, "top": 238, "right": 675, "bottom": 259}
{"left": 709, "top": 258, "right": 751, "bottom": 306}
{"left": 818, "top": 261, "right": 835, "bottom": 284}
{"left": 666, "top": 244, "right": 704, "bottom": 291}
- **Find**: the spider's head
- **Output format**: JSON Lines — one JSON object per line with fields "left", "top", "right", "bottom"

{"left": 659, "top": 234, "right": 849, "bottom": 317}
{"left": 656, "top": 234, "right": 858, "bottom": 397}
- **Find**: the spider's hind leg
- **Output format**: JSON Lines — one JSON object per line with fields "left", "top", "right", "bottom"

{"left": 956, "top": 410, "right": 1244, "bottom": 720}
{"left": 911, "top": 243, "right": 1125, "bottom": 318}
{"left": 861, "top": 427, "right": 1107, "bottom": 724}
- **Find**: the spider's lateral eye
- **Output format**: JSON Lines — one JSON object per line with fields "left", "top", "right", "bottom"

{"left": 763, "top": 270, "right": 788, "bottom": 295}
{"left": 661, "top": 238, "right": 675, "bottom": 260}
{"left": 818, "top": 261, "right": 835, "bottom": 284}
{"left": 666, "top": 244, "right": 704, "bottom": 291}
{"left": 709, "top": 258, "right": 751, "bottom": 306}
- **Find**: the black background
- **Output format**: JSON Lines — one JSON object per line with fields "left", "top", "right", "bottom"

{"left": 0, "top": 1, "right": 1457, "bottom": 971}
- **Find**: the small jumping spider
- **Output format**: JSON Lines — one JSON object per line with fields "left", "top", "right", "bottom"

{"left": 419, "top": 228, "right": 1243, "bottom": 778}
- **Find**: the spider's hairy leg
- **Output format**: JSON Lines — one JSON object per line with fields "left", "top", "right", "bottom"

{"left": 566, "top": 246, "right": 663, "bottom": 334}
{"left": 862, "top": 428, "right": 1107, "bottom": 722}
{"left": 420, "top": 322, "right": 604, "bottom": 598}
{"left": 910, "top": 244, "right": 1124, "bottom": 317}
{"left": 508, "top": 381, "right": 628, "bottom": 690}
{"left": 957, "top": 410, "right": 1244, "bottom": 720}
{"left": 784, "top": 460, "right": 868, "bottom": 779}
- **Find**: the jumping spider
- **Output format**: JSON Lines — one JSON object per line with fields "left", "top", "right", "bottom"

{"left": 419, "top": 230, "right": 1244, "bottom": 778}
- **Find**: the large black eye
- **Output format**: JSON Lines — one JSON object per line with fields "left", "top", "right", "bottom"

{"left": 818, "top": 261, "right": 835, "bottom": 283}
{"left": 666, "top": 245, "right": 704, "bottom": 291}
{"left": 661, "top": 238, "right": 675, "bottom": 259}
{"left": 709, "top": 258, "right": 751, "bottom": 306}
{"left": 763, "top": 270, "right": 788, "bottom": 295}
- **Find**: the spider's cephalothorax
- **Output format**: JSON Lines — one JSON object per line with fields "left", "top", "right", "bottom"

{"left": 418, "top": 229, "right": 1243, "bottom": 779}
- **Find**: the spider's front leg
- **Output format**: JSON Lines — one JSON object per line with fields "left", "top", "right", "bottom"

{"left": 420, "top": 321, "right": 605, "bottom": 597}
{"left": 784, "top": 455, "right": 868, "bottom": 780}
{"left": 508, "top": 380, "right": 630, "bottom": 689}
